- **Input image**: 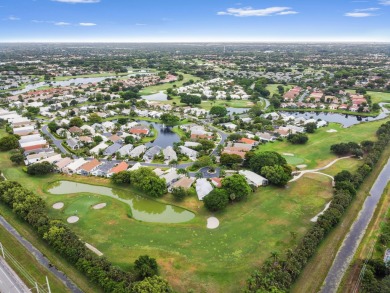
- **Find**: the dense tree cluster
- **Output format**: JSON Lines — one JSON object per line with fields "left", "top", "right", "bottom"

{"left": 330, "top": 141, "right": 362, "bottom": 156}
{"left": 0, "top": 135, "right": 19, "bottom": 151}
{"left": 245, "top": 121, "right": 390, "bottom": 292}
{"left": 287, "top": 133, "right": 309, "bottom": 144}
{"left": 111, "top": 168, "right": 167, "bottom": 197}
{"left": 180, "top": 94, "right": 201, "bottom": 105}
{"left": 209, "top": 106, "right": 228, "bottom": 117}
{"left": 26, "top": 162, "right": 55, "bottom": 175}
{"left": 0, "top": 181, "right": 171, "bottom": 292}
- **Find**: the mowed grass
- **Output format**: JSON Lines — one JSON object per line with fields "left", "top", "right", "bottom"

{"left": 346, "top": 89, "right": 390, "bottom": 104}
{"left": 266, "top": 84, "right": 291, "bottom": 96}
{"left": 259, "top": 118, "right": 390, "bottom": 169}
{"left": 1, "top": 153, "right": 333, "bottom": 292}
{"left": 323, "top": 158, "right": 361, "bottom": 177}
{"left": 139, "top": 73, "right": 202, "bottom": 95}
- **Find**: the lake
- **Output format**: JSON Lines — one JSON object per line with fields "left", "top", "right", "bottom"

{"left": 137, "top": 121, "right": 181, "bottom": 148}
{"left": 280, "top": 111, "right": 389, "bottom": 127}
{"left": 47, "top": 181, "right": 195, "bottom": 223}
{"left": 141, "top": 91, "right": 168, "bottom": 101}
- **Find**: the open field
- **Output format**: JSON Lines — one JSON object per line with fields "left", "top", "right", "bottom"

{"left": 53, "top": 72, "right": 129, "bottom": 81}
{"left": 266, "top": 84, "right": 291, "bottom": 96}
{"left": 259, "top": 118, "right": 390, "bottom": 169}
{"left": 346, "top": 90, "right": 390, "bottom": 104}
{"left": 291, "top": 145, "right": 390, "bottom": 293}
{"left": 0, "top": 150, "right": 334, "bottom": 292}
{"left": 139, "top": 73, "right": 201, "bottom": 95}
{"left": 0, "top": 224, "right": 69, "bottom": 293}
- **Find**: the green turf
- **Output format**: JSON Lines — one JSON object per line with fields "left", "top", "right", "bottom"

{"left": 139, "top": 73, "right": 202, "bottom": 95}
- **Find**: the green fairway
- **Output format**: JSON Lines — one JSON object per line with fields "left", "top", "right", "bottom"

{"left": 258, "top": 118, "right": 390, "bottom": 169}
{"left": 266, "top": 84, "right": 291, "bottom": 96}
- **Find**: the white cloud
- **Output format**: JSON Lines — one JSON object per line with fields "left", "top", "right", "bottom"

{"left": 345, "top": 12, "right": 375, "bottom": 17}
{"left": 135, "top": 23, "right": 147, "bottom": 26}
{"left": 355, "top": 7, "right": 380, "bottom": 11}
{"left": 79, "top": 22, "right": 97, "bottom": 26}
{"left": 379, "top": 0, "right": 390, "bottom": 6}
{"left": 7, "top": 15, "right": 20, "bottom": 21}
{"left": 55, "top": 22, "right": 71, "bottom": 26}
{"left": 217, "top": 7, "right": 298, "bottom": 17}
{"left": 52, "top": 0, "right": 100, "bottom": 3}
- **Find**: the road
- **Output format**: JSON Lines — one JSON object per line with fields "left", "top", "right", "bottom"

{"left": 0, "top": 258, "right": 29, "bottom": 293}
{"left": 41, "top": 125, "right": 77, "bottom": 158}
{"left": 320, "top": 158, "right": 390, "bottom": 292}
{"left": 0, "top": 216, "right": 82, "bottom": 293}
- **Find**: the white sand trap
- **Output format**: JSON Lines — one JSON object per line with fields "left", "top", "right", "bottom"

{"left": 207, "top": 217, "right": 219, "bottom": 229}
{"left": 52, "top": 202, "right": 64, "bottom": 209}
{"left": 85, "top": 243, "right": 103, "bottom": 256}
{"left": 283, "top": 153, "right": 294, "bottom": 156}
{"left": 93, "top": 203, "right": 107, "bottom": 210}
{"left": 296, "top": 164, "right": 307, "bottom": 169}
{"left": 327, "top": 129, "right": 338, "bottom": 133}
{"left": 67, "top": 216, "right": 79, "bottom": 223}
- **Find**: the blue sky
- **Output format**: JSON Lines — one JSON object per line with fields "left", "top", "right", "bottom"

{"left": 1, "top": 0, "right": 390, "bottom": 42}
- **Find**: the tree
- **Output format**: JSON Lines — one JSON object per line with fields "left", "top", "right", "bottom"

{"left": 209, "top": 106, "right": 228, "bottom": 117}
{"left": 0, "top": 135, "right": 19, "bottom": 151}
{"left": 48, "top": 121, "right": 60, "bottom": 133}
{"left": 111, "top": 171, "right": 131, "bottom": 184}
{"left": 221, "top": 174, "right": 251, "bottom": 201}
{"left": 10, "top": 153, "right": 24, "bottom": 165}
{"left": 125, "top": 135, "right": 136, "bottom": 144}
{"left": 27, "top": 162, "right": 54, "bottom": 176}
{"left": 88, "top": 113, "right": 102, "bottom": 124}
{"left": 203, "top": 188, "right": 229, "bottom": 212}
{"left": 134, "top": 255, "right": 158, "bottom": 279}
{"left": 261, "top": 165, "right": 292, "bottom": 186}
{"left": 287, "top": 133, "right": 308, "bottom": 144}
{"left": 132, "top": 276, "right": 172, "bottom": 293}
{"left": 249, "top": 151, "right": 287, "bottom": 174}
{"left": 171, "top": 187, "right": 189, "bottom": 201}
{"left": 304, "top": 122, "right": 317, "bottom": 133}
{"left": 117, "top": 117, "right": 128, "bottom": 125}
{"left": 180, "top": 94, "right": 201, "bottom": 105}
{"left": 69, "top": 117, "right": 83, "bottom": 127}
{"left": 93, "top": 135, "right": 103, "bottom": 144}
{"left": 198, "top": 139, "right": 215, "bottom": 151}
{"left": 160, "top": 113, "right": 179, "bottom": 126}
{"left": 220, "top": 153, "right": 243, "bottom": 167}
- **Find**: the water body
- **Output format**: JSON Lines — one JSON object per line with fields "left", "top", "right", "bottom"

{"left": 141, "top": 91, "right": 168, "bottom": 101}
{"left": 47, "top": 181, "right": 195, "bottom": 223}
{"left": 227, "top": 107, "right": 250, "bottom": 115}
{"left": 320, "top": 158, "right": 390, "bottom": 292}
{"left": 280, "top": 111, "right": 388, "bottom": 128}
{"left": 137, "top": 121, "right": 181, "bottom": 148}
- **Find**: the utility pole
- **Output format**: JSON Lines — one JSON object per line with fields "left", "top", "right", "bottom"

{"left": 46, "top": 276, "right": 51, "bottom": 293}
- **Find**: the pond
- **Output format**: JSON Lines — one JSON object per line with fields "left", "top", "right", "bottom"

{"left": 137, "top": 121, "right": 181, "bottom": 148}
{"left": 47, "top": 181, "right": 195, "bottom": 224}
{"left": 280, "top": 111, "right": 388, "bottom": 127}
{"left": 227, "top": 107, "right": 250, "bottom": 115}
{"left": 141, "top": 91, "right": 168, "bottom": 101}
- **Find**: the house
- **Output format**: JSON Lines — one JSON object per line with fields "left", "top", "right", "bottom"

{"left": 256, "top": 132, "right": 276, "bottom": 142}
{"left": 108, "top": 134, "right": 123, "bottom": 144}
{"left": 55, "top": 157, "right": 73, "bottom": 172}
{"left": 160, "top": 168, "right": 181, "bottom": 187}
{"left": 195, "top": 179, "right": 213, "bottom": 200}
{"left": 184, "top": 141, "right": 201, "bottom": 148}
{"left": 91, "top": 161, "right": 117, "bottom": 177}
{"left": 90, "top": 142, "right": 109, "bottom": 155}
{"left": 143, "top": 146, "right": 161, "bottom": 162}
{"left": 239, "top": 170, "right": 268, "bottom": 187}
{"left": 231, "top": 143, "right": 252, "bottom": 151}
{"left": 66, "top": 137, "right": 80, "bottom": 150}
{"left": 128, "top": 162, "right": 142, "bottom": 171}
{"left": 19, "top": 139, "right": 48, "bottom": 151}
{"left": 221, "top": 122, "right": 237, "bottom": 130}
{"left": 239, "top": 138, "right": 258, "bottom": 146}
{"left": 129, "top": 145, "right": 146, "bottom": 158}
{"left": 13, "top": 125, "right": 36, "bottom": 136}
{"left": 68, "top": 126, "right": 83, "bottom": 135}
{"left": 80, "top": 125, "right": 95, "bottom": 135}
{"left": 117, "top": 144, "right": 134, "bottom": 157}
{"left": 77, "top": 159, "right": 101, "bottom": 175}
{"left": 102, "top": 121, "right": 115, "bottom": 131}
{"left": 211, "top": 177, "right": 222, "bottom": 188}
{"left": 222, "top": 149, "right": 246, "bottom": 159}
{"left": 24, "top": 151, "right": 55, "bottom": 165}
{"left": 64, "top": 158, "right": 86, "bottom": 174}
{"left": 103, "top": 142, "right": 123, "bottom": 156}
{"left": 56, "top": 128, "right": 70, "bottom": 138}
{"left": 79, "top": 136, "right": 93, "bottom": 144}
{"left": 178, "top": 146, "right": 198, "bottom": 161}
{"left": 129, "top": 126, "right": 149, "bottom": 135}
{"left": 163, "top": 146, "right": 177, "bottom": 163}
{"left": 107, "top": 162, "right": 128, "bottom": 177}
{"left": 37, "top": 153, "right": 62, "bottom": 165}
{"left": 169, "top": 177, "right": 195, "bottom": 192}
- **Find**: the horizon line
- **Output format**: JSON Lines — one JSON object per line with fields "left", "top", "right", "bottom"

{"left": 1, "top": 41, "right": 390, "bottom": 44}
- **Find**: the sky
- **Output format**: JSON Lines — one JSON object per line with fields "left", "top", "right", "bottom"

{"left": 1, "top": 0, "right": 390, "bottom": 42}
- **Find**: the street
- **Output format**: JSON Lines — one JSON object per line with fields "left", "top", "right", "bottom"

{"left": 0, "top": 258, "right": 29, "bottom": 293}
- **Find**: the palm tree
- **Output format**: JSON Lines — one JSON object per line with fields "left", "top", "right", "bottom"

{"left": 270, "top": 251, "right": 279, "bottom": 264}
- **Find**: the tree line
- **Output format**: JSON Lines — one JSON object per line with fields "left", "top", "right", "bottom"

{"left": 0, "top": 181, "right": 172, "bottom": 292}
{"left": 245, "top": 120, "right": 390, "bottom": 292}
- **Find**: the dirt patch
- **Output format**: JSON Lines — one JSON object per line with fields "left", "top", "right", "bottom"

{"left": 67, "top": 216, "right": 79, "bottom": 223}
{"left": 296, "top": 164, "right": 307, "bottom": 169}
{"left": 52, "top": 202, "right": 64, "bottom": 209}
{"left": 93, "top": 203, "right": 106, "bottom": 210}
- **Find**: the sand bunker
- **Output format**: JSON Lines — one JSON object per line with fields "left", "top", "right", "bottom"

{"left": 327, "top": 129, "right": 338, "bottom": 133}
{"left": 52, "top": 202, "right": 64, "bottom": 209}
{"left": 296, "top": 164, "right": 307, "bottom": 169}
{"left": 67, "top": 216, "right": 79, "bottom": 223}
{"left": 93, "top": 203, "right": 107, "bottom": 210}
{"left": 283, "top": 153, "right": 294, "bottom": 156}
{"left": 207, "top": 217, "right": 219, "bottom": 229}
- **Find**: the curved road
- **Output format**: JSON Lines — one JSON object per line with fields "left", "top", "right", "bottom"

{"left": 320, "top": 158, "right": 390, "bottom": 292}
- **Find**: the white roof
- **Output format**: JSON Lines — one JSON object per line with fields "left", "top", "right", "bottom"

{"left": 195, "top": 178, "right": 213, "bottom": 200}
{"left": 239, "top": 170, "right": 267, "bottom": 186}
{"left": 66, "top": 158, "right": 86, "bottom": 172}
{"left": 90, "top": 142, "right": 108, "bottom": 154}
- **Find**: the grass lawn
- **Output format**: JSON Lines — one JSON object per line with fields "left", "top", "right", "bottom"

{"left": 0, "top": 149, "right": 334, "bottom": 292}
{"left": 139, "top": 73, "right": 202, "bottom": 95}
{"left": 266, "top": 84, "right": 291, "bottom": 96}
{"left": 323, "top": 158, "right": 361, "bottom": 177}
{"left": 53, "top": 72, "right": 128, "bottom": 81}
{"left": 346, "top": 89, "right": 390, "bottom": 104}
{"left": 0, "top": 224, "right": 70, "bottom": 293}
{"left": 258, "top": 118, "right": 390, "bottom": 169}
